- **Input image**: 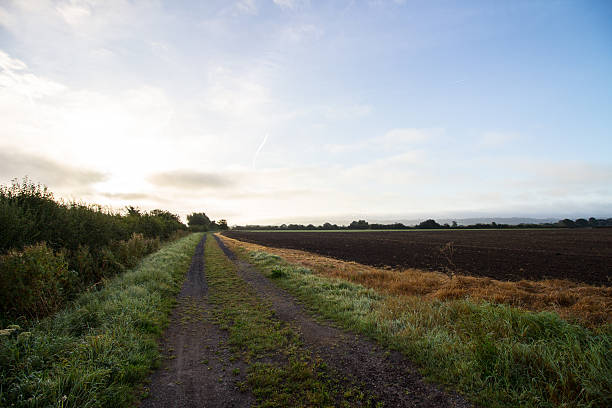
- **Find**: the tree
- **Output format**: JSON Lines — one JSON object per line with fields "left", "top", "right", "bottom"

{"left": 451, "top": 221, "right": 458, "bottom": 228}
{"left": 574, "top": 218, "right": 589, "bottom": 228}
{"left": 349, "top": 220, "right": 369, "bottom": 229}
{"left": 418, "top": 219, "right": 440, "bottom": 229}
{"left": 187, "top": 212, "right": 211, "bottom": 231}
{"left": 150, "top": 209, "right": 181, "bottom": 224}
{"left": 125, "top": 206, "right": 141, "bottom": 217}
{"left": 217, "top": 219, "right": 228, "bottom": 230}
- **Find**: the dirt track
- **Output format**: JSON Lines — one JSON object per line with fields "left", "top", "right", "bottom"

{"left": 214, "top": 235, "right": 472, "bottom": 408}
{"left": 141, "top": 235, "right": 252, "bottom": 408}
{"left": 223, "top": 229, "right": 612, "bottom": 285}
{"left": 142, "top": 235, "right": 474, "bottom": 407}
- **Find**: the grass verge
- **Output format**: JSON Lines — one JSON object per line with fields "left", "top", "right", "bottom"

{"left": 221, "top": 236, "right": 612, "bottom": 408}
{"left": 204, "top": 236, "right": 380, "bottom": 407}
{"left": 219, "top": 236, "right": 611, "bottom": 328}
{"left": 0, "top": 233, "right": 203, "bottom": 407}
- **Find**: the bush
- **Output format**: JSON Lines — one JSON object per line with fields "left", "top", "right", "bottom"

{"left": 0, "top": 244, "right": 76, "bottom": 319}
{"left": 0, "top": 178, "right": 189, "bottom": 321}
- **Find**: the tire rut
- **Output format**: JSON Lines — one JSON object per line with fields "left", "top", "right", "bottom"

{"left": 141, "top": 235, "right": 253, "bottom": 408}
{"left": 214, "top": 235, "right": 472, "bottom": 408}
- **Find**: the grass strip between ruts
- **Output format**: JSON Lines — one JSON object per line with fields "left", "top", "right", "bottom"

{"left": 0, "top": 233, "right": 203, "bottom": 408}
{"left": 223, "top": 239, "right": 612, "bottom": 408}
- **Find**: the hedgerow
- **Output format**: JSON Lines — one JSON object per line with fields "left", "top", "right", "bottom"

{"left": 0, "top": 178, "right": 188, "bottom": 321}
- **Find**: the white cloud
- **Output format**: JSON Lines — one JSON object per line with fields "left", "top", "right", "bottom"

{"left": 56, "top": 2, "right": 92, "bottom": 26}
{"left": 0, "top": 50, "right": 175, "bottom": 180}
{"left": 0, "top": 148, "right": 107, "bottom": 190}
{"left": 203, "top": 67, "right": 272, "bottom": 119}
{"left": 480, "top": 131, "right": 519, "bottom": 147}
{"left": 281, "top": 23, "right": 323, "bottom": 43}
{"left": 236, "top": 0, "right": 258, "bottom": 15}
{"left": 326, "top": 127, "right": 440, "bottom": 153}
{"left": 0, "top": 50, "right": 66, "bottom": 99}
{"left": 380, "top": 128, "right": 439, "bottom": 146}
{"left": 273, "top": 0, "right": 310, "bottom": 10}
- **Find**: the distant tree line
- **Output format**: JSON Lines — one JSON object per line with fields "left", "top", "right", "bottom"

{"left": 231, "top": 217, "right": 612, "bottom": 231}
{"left": 187, "top": 212, "right": 228, "bottom": 231}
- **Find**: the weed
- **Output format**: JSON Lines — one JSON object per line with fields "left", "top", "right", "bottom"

{"left": 270, "top": 266, "right": 288, "bottom": 279}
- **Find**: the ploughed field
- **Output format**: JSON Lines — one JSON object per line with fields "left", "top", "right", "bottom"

{"left": 223, "top": 229, "right": 612, "bottom": 286}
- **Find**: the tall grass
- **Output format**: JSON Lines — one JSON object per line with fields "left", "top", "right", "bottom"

{"left": 0, "top": 233, "right": 202, "bottom": 407}
{"left": 239, "top": 247, "right": 612, "bottom": 408}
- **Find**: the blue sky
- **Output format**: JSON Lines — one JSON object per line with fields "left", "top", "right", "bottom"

{"left": 0, "top": 0, "right": 610, "bottom": 224}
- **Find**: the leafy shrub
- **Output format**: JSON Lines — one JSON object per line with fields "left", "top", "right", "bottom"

{"left": 0, "top": 243, "right": 76, "bottom": 319}
{"left": 0, "top": 178, "right": 186, "bottom": 256}
{"left": 0, "top": 178, "right": 189, "bottom": 321}
{"left": 112, "top": 234, "right": 160, "bottom": 269}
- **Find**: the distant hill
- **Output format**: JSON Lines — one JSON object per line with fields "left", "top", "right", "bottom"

{"left": 435, "top": 217, "right": 558, "bottom": 226}
{"left": 371, "top": 217, "right": 559, "bottom": 227}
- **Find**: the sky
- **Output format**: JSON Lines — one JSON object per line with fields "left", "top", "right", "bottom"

{"left": 0, "top": 0, "right": 611, "bottom": 225}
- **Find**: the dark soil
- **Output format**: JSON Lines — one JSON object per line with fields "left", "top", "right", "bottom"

{"left": 214, "top": 236, "right": 473, "bottom": 408}
{"left": 141, "top": 235, "right": 253, "bottom": 408}
{"left": 223, "top": 229, "right": 612, "bottom": 285}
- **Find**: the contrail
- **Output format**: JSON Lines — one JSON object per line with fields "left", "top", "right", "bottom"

{"left": 252, "top": 133, "right": 269, "bottom": 169}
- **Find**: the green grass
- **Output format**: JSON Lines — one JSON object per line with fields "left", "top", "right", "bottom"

{"left": 0, "top": 233, "right": 203, "bottom": 407}
{"left": 204, "top": 237, "right": 380, "bottom": 407}
{"left": 238, "top": 247, "right": 612, "bottom": 408}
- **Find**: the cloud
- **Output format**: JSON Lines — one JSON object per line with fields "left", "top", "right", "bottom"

{"left": 148, "top": 170, "right": 236, "bottom": 190}
{"left": 202, "top": 66, "right": 272, "bottom": 121}
{"left": 235, "top": 0, "right": 258, "bottom": 15}
{"left": 100, "top": 192, "right": 161, "bottom": 201}
{"left": 0, "top": 49, "right": 178, "bottom": 177}
{"left": 273, "top": 0, "right": 310, "bottom": 10}
{"left": 56, "top": 1, "right": 92, "bottom": 26}
{"left": 326, "top": 127, "right": 440, "bottom": 153}
{"left": 341, "top": 151, "right": 426, "bottom": 186}
{"left": 480, "top": 131, "right": 519, "bottom": 147}
{"left": 281, "top": 23, "right": 323, "bottom": 43}
{"left": 0, "top": 50, "right": 66, "bottom": 100}
{"left": 380, "top": 128, "right": 438, "bottom": 146}
{"left": 0, "top": 149, "right": 107, "bottom": 189}
{"left": 508, "top": 159, "right": 612, "bottom": 188}
{"left": 0, "top": 0, "right": 162, "bottom": 51}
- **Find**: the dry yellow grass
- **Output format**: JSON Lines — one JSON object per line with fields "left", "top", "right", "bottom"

{"left": 218, "top": 234, "right": 612, "bottom": 327}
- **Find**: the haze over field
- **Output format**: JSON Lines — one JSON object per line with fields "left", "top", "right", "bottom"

{"left": 1, "top": 0, "right": 611, "bottom": 224}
